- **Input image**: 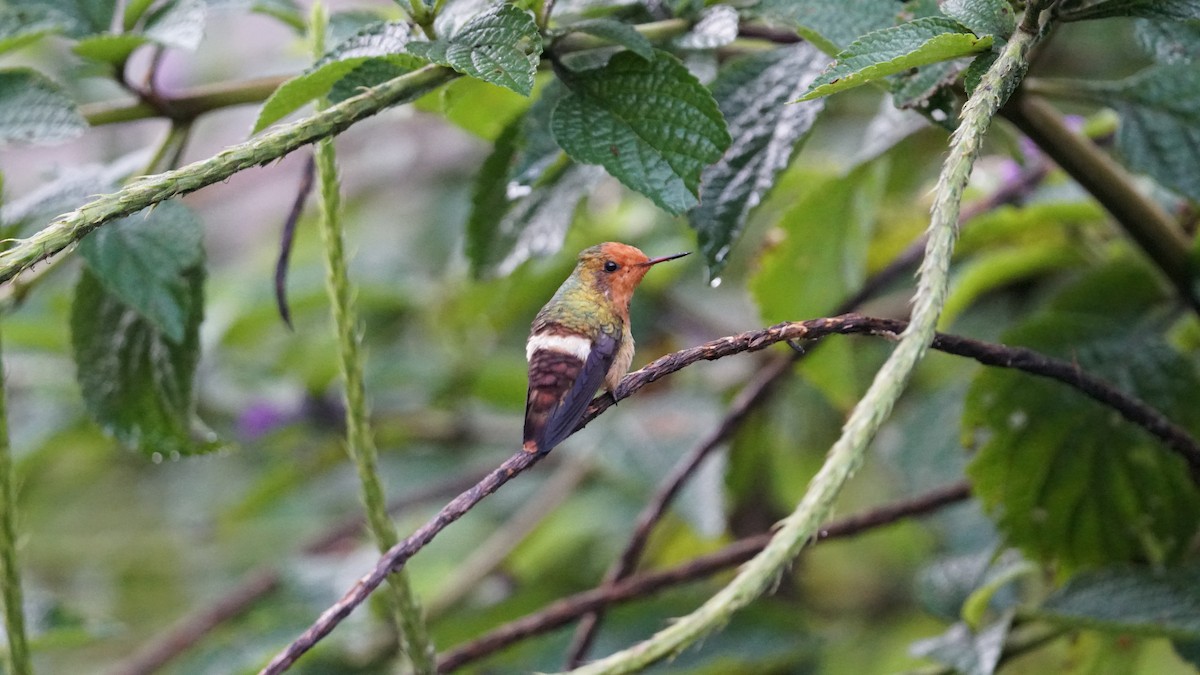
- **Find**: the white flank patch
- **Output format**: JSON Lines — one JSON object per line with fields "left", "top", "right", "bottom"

{"left": 526, "top": 333, "right": 592, "bottom": 362}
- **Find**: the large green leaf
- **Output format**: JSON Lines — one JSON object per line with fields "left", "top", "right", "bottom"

{"left": 0, "top": 5, "right": 67, "bottom": 54}
{"left": 750, "top": 163, "right": 885, "bottom": 323}
{"left": 0, "top": 69, "right": 86, "bottom": 145}
{"left": 76, "top": 201, "right": 206, "bottom": 343}
{"left": 551, "top": 50, "right": 731, "bottom": 215}
{"left": 1058, "top": 0, "right": 1200, "bottom": 21}
{"left": 73, "top": 34, "right": 150, "bottom": 64}
{"left": 253, "top": 21, "right": 422, "bottom": 132}
{"left": 688, "top": 44, "right": 828, "bottom": 277}
{"left": 941, "top": 0, "right": 1016, "bottom": 38}
{"left": 798, "top": 17, "right": 993, "bottom": 102}
{"left": 408, "top": 3, "right": 541, "bottom": 96}
{"left": 1134, "top": 18, "right": 1200, "bottom": 64}
{"left": 1038, "top": 565, "right": 1200, "bottom": 638}
{"left": 754, "top": 0, "right": 897, "bottom": 54}
{"left": 1099, "top": 64, "right": 1200, "bottom": 201}
{"left": 71, "top": 265, "right": 215, "bottom": 457}
{"left": 964, "top": 263, "right": 1200, "bottom": 570}
{"left": 8, "top": 0, "right": 113, "bottom": 37}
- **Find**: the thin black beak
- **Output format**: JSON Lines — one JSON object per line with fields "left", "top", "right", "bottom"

{"left": 639, "top": 251, "right": 690, "bottom": 267}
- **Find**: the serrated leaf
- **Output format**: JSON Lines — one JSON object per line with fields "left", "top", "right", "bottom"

{"left": 798, "top": 17, "right": 993, "bottom": 102}
{"left": 1038, "top": 565, "right": 1200, "bottom": 638}
{"left": 564, "top": 18, "right": 654, "bottom": 60}
{"left": 77, "top": 201, "right": 205, "bottom": 343}
{"left": 408, "top": 4, "right": 541, "bottom": 96}
{"left": 73, "top": 33, "right": 150, "bottom": 64}
{"left": 750, "top": 163, "right": 886, "bottom": 322}
{"left": 0, "top": 5, "right": 68, "bottom": 54}
{"left": 755, "top": 0, "right": 897, "bottom": 54}
{"left": 72, "top": 265, "right": 216, "bottom": 457}
{"left": 8, "top": 0, "right": 113, "bottom": 37}
{"left": 143, "top": 0, "right": 206, "bottom": 51}
{"left": 941, "top": 0, "right": 1016, "bottom": 38}
{"left": 470, "top": 162, "right": 604, "bottom": 278}
{"left": 1071, "top": 64, "right": 1200, "bottom": 201}
{"left": 689, "top": 44, "right": 828, "bottom": 276}
{"left": 0, "top": 69, "right": 86, "bottom": 146}
{"left": 1058, "top": 0, "right": 1200, "bottom": 21}
{"left": 1135, "top": 19, "right": 1200, "bottom": 64}
{"left": 253, "top": 21, "right": 421, "bottom": 132}
{"left": 551, "top": 50, "right": 731, "bottom": 215}
{"left": 964, "top": 266, "right": 1200, "bottom": 569}
{"left": 673, "top": 4, "right": 739, "bottom": 50}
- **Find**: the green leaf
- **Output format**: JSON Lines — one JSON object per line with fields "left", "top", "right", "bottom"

{"left": 1038, "top": 565, "right": 1200, "bottom": 639}
{"left": 0, "top": 69, "right": 86, "bottom": 146}
{"left": 0, "top": 5, "right": 67, "bottom": 54}
{"left": 408, "top": 4, "right": 541, "bottom": 96}
{"left": 910, "top": 613, "right": 1014, "bottom": 675}
{"left": 71, "top": 265, "right": 215, "bottom": 457}
{"left": 1071, "top": 64, "right": 1200, "bottom": 201}
{"left": 421, "top": 75, "right": 531, "bottom": 140}
{"left": 673, "top": 4, "right": 739, "bottom": 50}
{"left": 941, "top": 0, "right": 1016, "bottom": 38}
{"left": 755, "top": 0, "right": 897, "bottom": 54}
{"left": 751, "top": 162, "right": 886, "bottom": 323}
{"left": 8, "top": 0, "right": 113, "bottom": 37}
{"left": 798, "top": 17, "right": 994, "bottom": 102}
{"left": 688, "top": 44, "right": 828, "bottom": 276}
{"left": 122, "top": 0, "right": 156, "bottom": 30}
{"left": 143, "top": 0, "right": 207, "bottom": 51}
{"left": 1058, "top": 0, "right": 1200, "bottom": 21}
{"left": 76, "top": 201, "right": 206, "bottom": 343}
{"left": 941, "top": 243, "right": 1084, "bottom": 327}
{"left": 964, "top": 267, "right": 1200, "bottom": 569}
{"left": 562, "top": 19, "right": 654, "bottom": 60}
{"left": 551, "top": 50, "right": 731, "bottom": 215}
{"left": 1135, "top": 19, "right": 1200, "bottom": 64}
{"left": 250, "top": 0, "right": 304, "bottom": 32}
{"left": 73, "top": 34, "right": 150, "bottom": 64}
{"left": 253, "top": 21, "right": 421, "bottom": 132}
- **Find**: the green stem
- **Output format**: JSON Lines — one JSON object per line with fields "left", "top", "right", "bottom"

{"left": 999, "top": 93, "right": 1199, "bottom": 313}
{"left": 81, "top": 75, "right": 289, "bottom": 126}
{"left": 558, "top": 5, "right": 1054, "bottom": 674}
{"left": 0, "top": 64, "right": 457, "bottom": 285}
{"left": 308, "top": 6, "right": 435, "bottom": 672}
{"left": 0, "top": 324, "right": 31, "bottom": 675}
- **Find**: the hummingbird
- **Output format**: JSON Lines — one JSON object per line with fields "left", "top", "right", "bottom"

{"left": 523, "top": 242, "right": 689, "bottom": 455}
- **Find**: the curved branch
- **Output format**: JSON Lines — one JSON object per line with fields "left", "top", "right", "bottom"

{"left": 0, "top": 65, "right": 458, "bottom": 285}
{"left": 439, "top": 481, "right": 973, "bottom": 672}
{"left": 259, "top": 310, "right": 1200, "bottom": 673}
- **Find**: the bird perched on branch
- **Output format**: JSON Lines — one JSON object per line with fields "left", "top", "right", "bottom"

{"left": 523, "top": 242, "right": 689, "bottom": 455}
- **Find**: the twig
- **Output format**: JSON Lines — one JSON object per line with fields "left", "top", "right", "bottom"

{"left": 275, "top": 156, "right": 316, "bottom": 329}
{"left": 439, "top": 482, "right": 973, "bottom": 671}
{"left": 562, "top": 356, "right": 791, "bottom": 665}
{"left": 108, "top": 467, "right": 488, "bottom": 675}
{"left": 260, "top": 308, "right": 1200, "bottom": 673}
{"left": 428, "top": 451, "right": 595, "bottom": 617}
{"left": 1000, "top": 92, "right": 1200, "bottom": 314}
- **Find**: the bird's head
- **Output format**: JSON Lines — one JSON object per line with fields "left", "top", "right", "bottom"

{"left": 574, "top": 242, "right": 689, "bottom": 306}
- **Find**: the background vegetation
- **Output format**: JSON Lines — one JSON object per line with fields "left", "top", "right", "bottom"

{"left": 1, "top": 0, "right": 1199, "bottom": 673}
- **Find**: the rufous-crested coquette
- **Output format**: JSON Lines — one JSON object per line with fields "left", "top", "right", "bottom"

{"left": 523, "top": 242, "right": 688, "bottom": 455}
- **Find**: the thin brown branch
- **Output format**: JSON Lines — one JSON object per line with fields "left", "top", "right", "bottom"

{"left": 439, "top": 481, "right": 973, "bottom": 672}
{"left": 562, "top": 356, "right": 791, "bottom": 666}
{"left": 107, "top": 466, "right": 488, "bottom": 675}
{"left": 259, "top": 314, "right": 1200, "bottom": 674}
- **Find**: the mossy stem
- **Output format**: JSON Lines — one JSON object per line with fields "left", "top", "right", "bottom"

{"left": 0, "top": 324, "right": 31, "bottom": 675}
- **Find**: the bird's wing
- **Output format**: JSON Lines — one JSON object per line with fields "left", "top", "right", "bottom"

{"left": 524, "top": 330, "right": 619, "bottom": 455}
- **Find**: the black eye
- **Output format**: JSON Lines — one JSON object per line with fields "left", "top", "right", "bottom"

{"left": 603, "top": 261, "right": 619, "bottom": 273}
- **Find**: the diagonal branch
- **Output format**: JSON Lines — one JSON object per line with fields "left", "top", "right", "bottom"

{"left": 259, "top": 310, "right": 1200, "bottom": 673}
{"left": 439, "top": 481, "right": 972, "bottom": 672}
